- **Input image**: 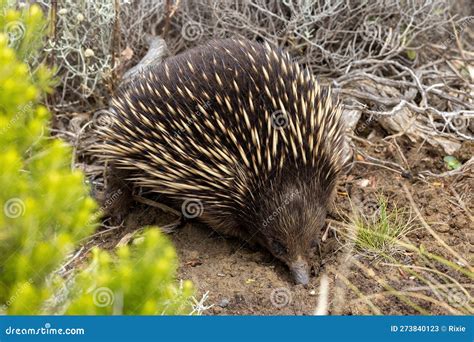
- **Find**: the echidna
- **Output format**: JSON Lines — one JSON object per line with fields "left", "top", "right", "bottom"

{"left": 96, "top": 38, "right": 346, "bottom": 284}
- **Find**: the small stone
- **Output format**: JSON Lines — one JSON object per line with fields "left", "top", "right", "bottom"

{"left": 188, "top": 250, "right": 199, "bottom": 259}
{"left": 234, "top": 294, "right": 245, "bottom": 304}
{"left": 219, "top": 298, "right": 230, "bottom": 308}
{"left": 467, "top": 232, "right": 474, "bottom": 245}
{"left": 217, "top": 273, "right": 226, "bottom": 277}
{"left": 401, "top": 170, "right": 413, "bottom": 179}
{"left": 184, "top": 258, "right": 202, "bottom": 267}
{"left": 309, "top": 290, "right": 317, "bottom": 296}
{"left": 84, "top": 48, "right": 95, "bottom": 58}
{"left": 433, "top": 224, "right": 450, "bottom": 233}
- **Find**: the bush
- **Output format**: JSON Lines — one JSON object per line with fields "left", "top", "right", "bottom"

{"left": 0, "top": 2, "right": 192, "bottom": 315}
{"left": 66, "top": 229, "right": 193, "bottom": 315}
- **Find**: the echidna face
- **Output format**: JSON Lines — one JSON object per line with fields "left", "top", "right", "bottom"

{"left": 254, "top": 179, "right": 331, "bottom": 285}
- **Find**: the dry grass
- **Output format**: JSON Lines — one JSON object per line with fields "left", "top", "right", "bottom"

{"left": 329, "top": 194, "right": 473, "bottom": 315}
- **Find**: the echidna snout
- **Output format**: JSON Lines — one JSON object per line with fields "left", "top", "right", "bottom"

{"left": 252, "top": 180, "right": 330, "bottom": 284}
{"left": 290, "top": 258, "right": 310, "bottom": 285}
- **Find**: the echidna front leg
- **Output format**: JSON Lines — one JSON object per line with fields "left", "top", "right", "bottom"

{"left": 101, "top": 165, "right": 134, "bottom": 224}
{"left": 101, "top": 164, "right": 181, "bottom": 227}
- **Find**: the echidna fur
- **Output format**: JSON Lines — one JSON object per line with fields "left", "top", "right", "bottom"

{"left": 96, "top": 38, "right": 346, "bottom": 284}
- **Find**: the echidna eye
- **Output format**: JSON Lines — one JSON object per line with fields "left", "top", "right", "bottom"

{"left": 271, "top": 240, "right": 288, "bottom": 256}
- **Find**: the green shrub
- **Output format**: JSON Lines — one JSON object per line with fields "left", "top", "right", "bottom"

{"left": 0, "top": 1, "right": 48, "bottom": 62}
{"left": 0, "top": 3, "right": 96, "bottom": 314}
{"left": 0, "top": 3, "right": 193, "bottom": 315}
{"left": 66, "top": 229, "right": 193, "bottom": 315}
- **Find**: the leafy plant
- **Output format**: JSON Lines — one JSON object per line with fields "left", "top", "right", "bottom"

{"left": 443, "top": 156, "right": 461, "bottom": 170}
{"left": 66, "top": 229, "right": 193, "bottom": 315}
{"left": 0, "top": 2, "right": 193, "bottom": 315}
{"left": 0, "top": 2, "right": 95, "bottom": 314}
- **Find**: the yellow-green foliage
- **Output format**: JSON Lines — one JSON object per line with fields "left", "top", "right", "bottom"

{"left": 0, "top": 3, "right": 193, "bottom": 315}
{"left": 0, "top": 3, "right": 97, "bottom": 314}
{"left": 0, "top": 1, "right": 47, "bottom": 62}
{"left": 67, "top": 229, "right": 193, "bottom": 315}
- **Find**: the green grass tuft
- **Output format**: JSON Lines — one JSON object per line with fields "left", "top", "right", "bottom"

{"left": 351, "top": 197, "right": 416, "bottom": 260}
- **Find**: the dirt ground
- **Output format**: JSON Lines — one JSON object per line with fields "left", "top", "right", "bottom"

{"left": 81, "top": 132, "right": 472, "bottom": 315}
